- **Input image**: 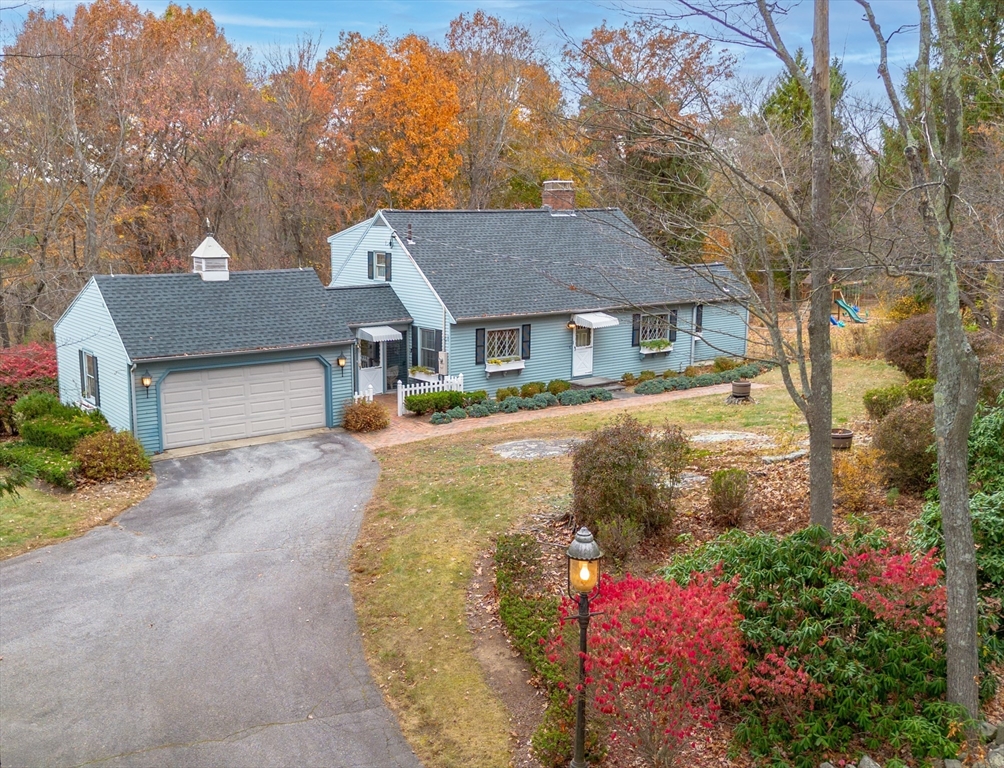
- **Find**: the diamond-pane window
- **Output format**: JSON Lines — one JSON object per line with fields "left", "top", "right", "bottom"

{"left": 640, "top": 314, "right": 669, "bottom": 342}
{"left": 486, "top": 328, "right": 519, "bottom": 359}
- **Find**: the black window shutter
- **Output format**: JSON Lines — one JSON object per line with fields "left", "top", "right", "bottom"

{"left": 78, "top": 350, "right": 86, "bottom": 396}
{"left": 669, "top": 310, "right": 678, "bottom": 342}
{"left": 367, "top": 251, "right": 374, "bottom": 280}
{"left": 631, "top": 314, "right": 640, "bottom": 347}
{"left": 695, "top": 305, "right": 704, "bottom": 333}
{"left": 475, "top": 328, "right": 486, "bottom": 365}
{"left": 92, "top": 357, "right": 101, "bottom": 407}
{"left": 521, "top": 324, "right": 531, "bottom": 359}
{"left": 411, "top": 327, "right": 419, "bottom": 366}
{"left": 435, "top": 329, "right": 443, "bottom": 352}
{"left": 385, "top": 252, "right": 392, "bottom": 282}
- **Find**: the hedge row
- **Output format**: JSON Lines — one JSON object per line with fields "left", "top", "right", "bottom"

{"left": 0, "top": 441, "right": 78, "bottom": 489}
{"left": 634, "top": 363, "right": 770, "bottom": 394}
{"left": 404, "top": 390, "right": 488, "bottom": 415}
{"left": 430, "top": 387, "right": 613, "bottom": 424}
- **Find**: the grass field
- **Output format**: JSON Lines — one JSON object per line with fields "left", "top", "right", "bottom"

{"left": 350, "top": 360, "right": 905, "bottom": 768}
{"left": 0, "top": 477, "right": 155, "bottom": 560}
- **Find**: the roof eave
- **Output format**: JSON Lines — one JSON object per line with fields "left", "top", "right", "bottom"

{"left": 128, "top": 339, "right": 356, "bottom": 363}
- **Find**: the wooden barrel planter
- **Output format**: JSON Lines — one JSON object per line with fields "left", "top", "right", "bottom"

{"left": 732, "top": 380, "right": 752, "bottom": 399}
{"left": 831, "top": 428, "right": 853, "bottom": 450}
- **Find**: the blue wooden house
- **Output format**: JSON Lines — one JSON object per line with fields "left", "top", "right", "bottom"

{"left": 54, "top": 237, "right": 410, "bottom": 453}
{"left": 55, "top": 185, "right": 748, "bottom": 454}
{"left": 328, "top": 186, "right": 748, "bottom": 397}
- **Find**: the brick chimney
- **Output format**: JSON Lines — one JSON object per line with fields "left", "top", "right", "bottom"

{"left": 542, "top": 180, "right": 575, "bottom": 211}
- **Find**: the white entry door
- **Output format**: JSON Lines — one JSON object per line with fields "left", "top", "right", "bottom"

{"left": 358, "top": 339, "right": 384, "bottom": 395}
{"left": 572, "top": 326, "right": 593, "bottom": 377}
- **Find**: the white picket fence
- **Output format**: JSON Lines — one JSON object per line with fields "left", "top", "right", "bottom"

{"left": 353, "top": 385, "right": 374, "bottom": 404}
{"left": 397, "top": 373, "right": 464, "bottom": 416}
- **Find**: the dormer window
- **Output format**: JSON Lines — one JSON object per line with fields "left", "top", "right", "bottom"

{"left": 368, "top": 251, "right": 392, "bottom": 281}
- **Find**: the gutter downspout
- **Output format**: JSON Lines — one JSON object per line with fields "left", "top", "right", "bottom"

{"left": 129, "top": 362, "right": 138, "bottom": 436}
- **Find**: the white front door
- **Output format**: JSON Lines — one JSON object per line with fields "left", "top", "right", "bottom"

{"left": 572, "top": 326, "right": 593, "bottom": 377}
{"left": 358, "top": 339, "right": 384, "bottom": 395}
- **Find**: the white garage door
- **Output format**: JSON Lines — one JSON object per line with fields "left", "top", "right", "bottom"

{"left": 161, "top": 360, "right": 326, "bottom": 449}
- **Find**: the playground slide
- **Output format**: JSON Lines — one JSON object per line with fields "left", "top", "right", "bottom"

{"left": 835, "top": 298, "right": 867, "bottom": 323}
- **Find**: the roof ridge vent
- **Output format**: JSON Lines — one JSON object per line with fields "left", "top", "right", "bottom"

{"left": 191, "top": 236, "right": 231, "bottom": 282}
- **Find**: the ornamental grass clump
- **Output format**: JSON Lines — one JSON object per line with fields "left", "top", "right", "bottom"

{"left": 708, "top": 468, "right": 751, "bottom": 528}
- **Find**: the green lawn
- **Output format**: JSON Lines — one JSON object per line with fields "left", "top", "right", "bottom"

{"left": 0, "top": 479, "right": 155, "bottom": 560}
{"left": 351, "top": 359, "right": 905, "bottom": 768}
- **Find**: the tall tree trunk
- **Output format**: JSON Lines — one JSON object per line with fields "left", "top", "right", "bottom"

{"left": 808, "top": 0, "right": 834, "bottom": 530}
{"left": 929, "top": 0, "right": 981, "bottom": 722}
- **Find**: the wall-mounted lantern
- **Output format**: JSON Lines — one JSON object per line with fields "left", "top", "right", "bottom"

{"left": 337, "top": 355, "right": 347, "bottom": 376}
{"left": 140, "top": 371, "right": 153, "bottom": 397}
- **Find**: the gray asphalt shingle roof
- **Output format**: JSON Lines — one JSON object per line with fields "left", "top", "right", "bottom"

{"left": 326, "top": 284, "right": 411, "bottom": 327}
{"left": 379, "top": 208, "right": 744, "bottom": 320}
{"left": 95, "top": 270, "right": 409, "bottom": 361}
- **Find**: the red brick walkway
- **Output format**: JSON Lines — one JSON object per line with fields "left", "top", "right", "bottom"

{"left": 355, "top": 383, "right": 764, "bottom": 450}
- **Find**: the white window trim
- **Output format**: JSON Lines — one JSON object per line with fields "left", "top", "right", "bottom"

{"left": 485, "top": 327, "right": 520, "bottom": 362}
{"left": 82, "top": 351, "right": 99, "bottom": 402}
{"left": 639, "top": 314, "right": 670, "bottom": 343}
{"left": 420, "top": 329, "right": 438, "bottom": 370}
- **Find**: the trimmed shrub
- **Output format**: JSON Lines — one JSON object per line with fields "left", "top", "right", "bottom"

{"left": 520, "top": 381, "right": 546, "bottom": 398}
{"left": 342, "top": 400, "right": 390, "bottom": 432}
{"left": 572, "top": 415, "right": 688, "bottom": 538}
{"left": 709, "top": 468, "right": 751, "bottom": 528}
{"left": 494, "top": 386, "right": 519, "bottom": 401}
{"left": 0, "top": 342, "right": 58, "bottom": 435}
{"left": 546, "top": 379, "right": 571, "bottom": 395}
{"left": 713, "top": 356, "right": 741, "bottom": 372}
{"left": 873, "top": 401, "right": 936, "bottom": 492}
{"left": 20, "top": 411, "right": 108, "bottom": 454}
{"left": 661, "top": 369, "right": 678, "bottom": 379}
{"left": 445, "top": 406, "right": 467, "bottom": 420}
{"left": 12, "top": 391, "right": 78, "bottom": 426}
{"left": 72, "top": 431, "right": 150, "bottom": 482}
{"left": 462, "top": 390, "right": 488, "bottom": 406}
{"left": 863, "top": 384, "right": 907, "bottom": 420}
{"left": 404, "top": 390, "right": 463, "bottom": 415}
{"left": 635, "top": 363, "right": 769, "bottom": 395}
{"left": 882, "top": 313, "right": 936, "bottom": 379}
{"left": 621, "top": 372, "right": 638, "bottom": 386}
{"left": 905, "top": 378, "right": 936, "bottom": 403}
{"left": 499, "top": 398, "right": 521, "bottom": 413}
{"left": 0, "top": 440, "right": 78, "bottom": 489}
{"left": 429, "top": 412, "right": 452, "bottom": 425}
{"left": 638, "top": 370, "right": 657, "bottom": 382}
{"left": 466, "top": 403, "right": 491, "bottom": 418}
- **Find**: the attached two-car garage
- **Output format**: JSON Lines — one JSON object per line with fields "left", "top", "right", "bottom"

{"left": 161, "top": 360, "right": 326, "bottom": 450}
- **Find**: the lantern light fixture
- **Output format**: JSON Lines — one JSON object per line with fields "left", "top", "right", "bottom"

{"left": 140, "top": 371, "right": 153, "bottom": 397}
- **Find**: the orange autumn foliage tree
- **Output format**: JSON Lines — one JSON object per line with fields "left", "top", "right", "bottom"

{"left": 321, "top": 32, "right": 466, "bottom": 211}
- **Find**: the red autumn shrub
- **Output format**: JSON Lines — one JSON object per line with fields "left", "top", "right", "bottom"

{"left": 836, "top": 546, "right": 947, "bottom": 638}
{"left": 0, "top": 343, "right": 58, "bottom": 435}
{"left": 550, "top": 573, "right": 746, "bottom": 768}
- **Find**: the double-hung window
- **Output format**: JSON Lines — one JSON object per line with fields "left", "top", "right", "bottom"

{"left": 79, "top": 350, "right": 100, "bottom": 405}
{"left": 486, "top": 328, "right": 519, "bottom": 360}
{"left": 420, "top": 329, "right": 439, "bottom": 370}
{"left": 368, "top": 251, "right": 392, "bottom": 281}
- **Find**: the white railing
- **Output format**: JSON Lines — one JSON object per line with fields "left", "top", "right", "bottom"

{"left": 353, "top": 385, "right": 374, "bottom": 404}
{"left": 397, "top": 373, "right": 464, "bottom": 416}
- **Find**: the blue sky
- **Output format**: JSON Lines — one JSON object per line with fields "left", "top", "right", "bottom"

{"left": 5, "top": 0, "right": 922, "bottom": 101}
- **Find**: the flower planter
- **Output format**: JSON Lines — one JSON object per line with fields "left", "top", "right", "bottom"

{"left": 640, "top": 344, "right": 672, "bottom": 356}
{"left": 409, "top": 371, "right": 440, "bottom": 384}
{"left": 485, "top": 359, "right": 525, "bottom": 376}
{"left": 731, "top": 380, "right": 752, "bottom": 399}
{"left": 831, "top": 428, "right": 853, "bottom": 450}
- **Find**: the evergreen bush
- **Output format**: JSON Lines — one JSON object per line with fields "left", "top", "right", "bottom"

{"left": 342, "top": 400, "right": 391, "bottom": 432}
{"left": 546, "top": 379, "right": 571, "bottom": 395}
{"left": 873, "top": 402, "right": 936, "bottom": 492}
{"left": 883, "top": 313, "right": 936, "bottom": 379}
{"left": 863, "top": 384, "right": 907, "bottom": 420}
{"left": 0, "top": 440, "right": 78, "bottom": 489}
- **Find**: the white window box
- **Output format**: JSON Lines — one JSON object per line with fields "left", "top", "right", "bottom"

{"left": 640, "top": 344, "right": 673, "bottom": 355}
{"left": 409, "top": 371, "right": 440, "bottom": 383}
{"left": 485, "top": 359, "right": 526, "bottom": 375}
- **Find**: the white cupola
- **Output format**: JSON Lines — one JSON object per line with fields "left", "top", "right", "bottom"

{"left": 191, "top": 236, "right": 231, "bottom": 281}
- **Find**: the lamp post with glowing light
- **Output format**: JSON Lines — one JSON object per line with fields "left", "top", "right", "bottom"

{"left": 567, "top": 527, "right": 602, "bottom": 768}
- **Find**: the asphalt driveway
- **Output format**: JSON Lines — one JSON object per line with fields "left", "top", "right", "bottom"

{"left": 0, "top": 434, "right": 420, "bottom": 768}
